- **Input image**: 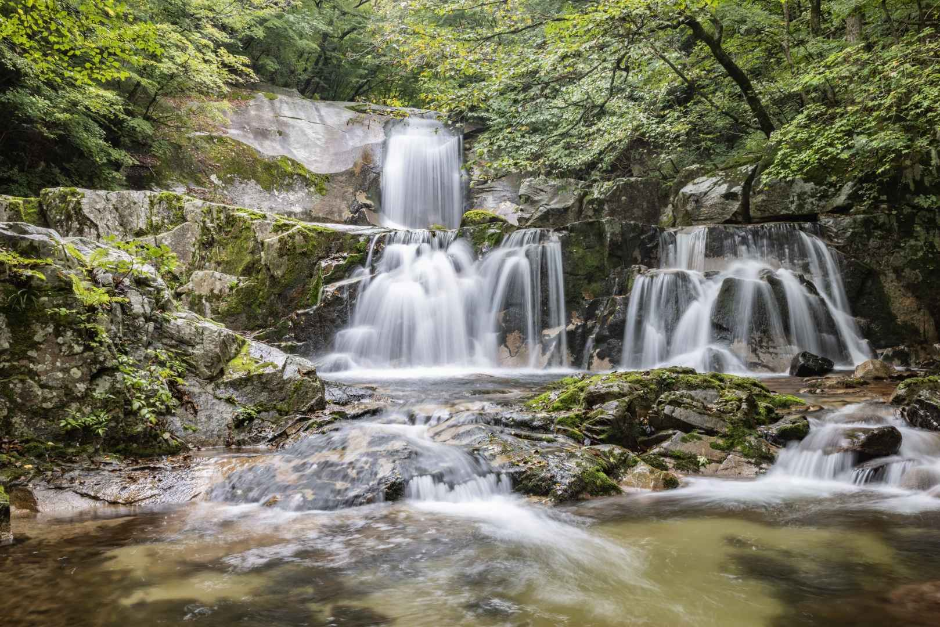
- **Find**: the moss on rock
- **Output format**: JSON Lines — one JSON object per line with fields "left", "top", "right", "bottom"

{"left": 460, "top": 209, "right": 508, "bottom": 227}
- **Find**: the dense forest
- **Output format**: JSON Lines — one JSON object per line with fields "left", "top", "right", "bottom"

{"left": 1, "top": 0, "right": 937, "bottom": 206}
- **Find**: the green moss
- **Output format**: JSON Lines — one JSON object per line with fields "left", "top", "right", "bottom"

{"left": 460, "top": 209, "right": 508, "bottom": 227}
{"left": 1, "top": 195, "right": 44, "bottom": 225}
{"left": 892, "top": 376, "right": 940, "bottom": 405}
{"left": 776, "top": 419, "right": 810, "bottom": 441}
{"left": 224, "top": 343, "right": 272, "bottom": 377}
{"left": 639, "top": 453, "right": 669, "bottom": 471}
{"left": 662, "top": 474, "right": 681, "bottom": 489}
{"left": 579, "top": 467, "right": 622, "bottom": 496}
{"left": 151, "top": 135, "right": 329, "bottom": 197}
{"left": 262, "top": 92, "right": 279, "bottom": 100}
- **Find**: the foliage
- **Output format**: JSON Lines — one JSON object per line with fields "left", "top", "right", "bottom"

{"left": 116, "top": 350, "right": 185, "bottom": 437}
{"left": 383, "top": 0, "right": 940, "bottom": 200}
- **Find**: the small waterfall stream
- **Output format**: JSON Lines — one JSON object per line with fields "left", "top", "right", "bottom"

{"left": 380, "top": 118, "right": 464, "bottom": 229}
{"left": 622, "top": 224, "right": 870, "bottom": 373}
{"left": 323, "top": 228, "right": 569, "bottom": 372}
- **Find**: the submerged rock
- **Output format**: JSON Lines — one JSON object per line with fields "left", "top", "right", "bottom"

{"left": 789, "top": 351, "right": 834, "bottom": 377}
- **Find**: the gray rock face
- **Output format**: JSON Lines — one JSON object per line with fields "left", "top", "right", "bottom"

{"left": 582, "top": 178, "right": 669, "bottom": 226}
{"left": 759, "top": 415, "right": 811, "bottom": 445}
{"left": 671, "top": 170, "right": 747, "bottom": 225}
{"left": 519, "top": 177, "right": 585, "bottom": 227}
{"left": 221, "top": 89, "right": 394, "bottom": 221}
{"left": 789, "top": 351, "right": 835, "bottom": 377}
{"left": 40, "top": 188, "right": 189, "bottom": 239}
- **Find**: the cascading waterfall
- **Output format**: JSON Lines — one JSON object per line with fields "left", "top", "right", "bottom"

{"left": 323, "top": 228, "right": 569, "bottom": 372}
{"left": 622, "top": 224, "right": 870, "bottom": 373}
{"left": 380, "top": 118, "right": 464, "bottom": 229}
{"left": 769, "top": 403, "right": 940, "bottom": 493}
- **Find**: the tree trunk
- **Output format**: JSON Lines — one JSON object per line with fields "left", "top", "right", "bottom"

{"left": 684, "top": 17, "right": 776, "bottom": 138}
{"left": 810, "top": 0, "right": 822, "bottom": 35}
{"left": 846, "top": 10, "right": 864, "bottom": 42}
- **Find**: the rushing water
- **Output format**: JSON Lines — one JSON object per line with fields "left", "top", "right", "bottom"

{"left": 6, "top": 375, "right": 940, "bottom": 627}
{"left": 323, "top": 228, "right": 569, "bottom": 372}
{"left": 622, "top": 224, "right": 871, "bottom": 373}
{"left": 380, "top": 118, "right": 464, "bottom": 229}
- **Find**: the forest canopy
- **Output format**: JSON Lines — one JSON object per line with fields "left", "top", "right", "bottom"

{"left": 1, "top": 0, "right": 938, "bottom": 206}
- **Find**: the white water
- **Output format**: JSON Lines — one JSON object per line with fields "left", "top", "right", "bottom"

{"left": 622, "top": 224, "right": 870, "bottom": 373}
{"left": 323, "top": 228, "right": 569, "bottom": 372}
{"left": 381, "top": 118, "right": 464, "bottom": 229}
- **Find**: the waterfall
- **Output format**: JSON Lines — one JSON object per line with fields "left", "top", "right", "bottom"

{"left": 381, "top": 118, "right": 464, "bottom": 229}
{"left": 322, "top": 228, "right": 569, "bottom": 372}
{"left": 622, "top": 224, "right": 870, "bottom": 373}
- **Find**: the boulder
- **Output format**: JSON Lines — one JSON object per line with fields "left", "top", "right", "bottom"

{"left": 899, "top": 390, "right": 940, "bottom": 431}
{"left": 581, "top": 177, "right": 669, "bottom": 226}
{"left": 656, "top": 431, "right": 728, "bottom": 463}
{"left": 40, "top": 188, "right": 190, "bottom": 239}
{"left": 845, "top": 426, "right": 902, "bottom": 462}
{"left": 890, "top": 377, "right": 940, "bottom": 405}
{"left": 854, "top": 359, "right": 897, "bottom": 380}
{"left": 671, "top": 169, "right": 748, "bottom": 225}
{"left": 0, "top": 195, "right": 44, "bottom": 225}
{"left": 789, "top": 351, "right": 834, "bottom": 377}
{"left": 519, "top": 177, "right": 585, "bottom": 227}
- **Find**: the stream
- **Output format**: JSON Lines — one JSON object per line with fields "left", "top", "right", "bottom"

{"left": 5, "top": 374, "right": 940, "bottom": 627}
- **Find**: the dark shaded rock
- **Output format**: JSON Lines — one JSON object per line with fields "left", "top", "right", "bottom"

{"left": 890, "top": 376, "right": 940, "bottom": 405}
{"left": 846, "top": 426, "right": 902, "bottom": 462}
{"left": 899, "top": 391, "right": 940, "bottom": 432}
{"left": 581, "top": 177, "right": 669, "bottom": 226}
{"left": 789, "top": 351, "right": 834, "bottom": 377}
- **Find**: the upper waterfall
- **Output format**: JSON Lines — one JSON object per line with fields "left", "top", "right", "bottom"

{"left": 380, "top": 118, "right": 464, "bottom": 229}
{"left": 622, "top": 223, "right": 871, "bottom": 373}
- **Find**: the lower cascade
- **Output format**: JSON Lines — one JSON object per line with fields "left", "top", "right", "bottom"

{"left": 322, "top": 228, "right": 569, "bottom": 371}
{"left": 622, "top": 223, "right": 871, "bottom": 373}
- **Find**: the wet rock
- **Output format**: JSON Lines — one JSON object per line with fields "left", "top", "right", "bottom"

{"left": 701, "top": 452, "right": 765, "bottom": 478}
{"left": 0, "top": 487, "right": 10, "bottom": 544}
{"left": 759, "top": 415, "right": 810, "bottom": 445}
{"left": 789, "top": 351, "right": 834, "bottom": 377}
{"left": 899, "top": 390, "right": 940, "bottom": 431}
{"left": 619, "top": 462, "right": 680, "bottom": 491}
{"left": 899, "top": 466, "right": 940, "bottom": 491}
{"left": 845, "top": 426, "right": 902, "bottom": 462}
{"left": 854, "top": 359, "right": 897, "bottom": 380}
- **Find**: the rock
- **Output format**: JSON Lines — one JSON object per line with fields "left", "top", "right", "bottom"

{"left": 656, "top": 431, "right": 728, "bottom": 463}
{"left": 159, "top": 311, "right": 245, "bottom": 379}
{"left": 759, "top": 415, "right": 810, "bottom": 445}
{"left": 854, "top": 359, "right": 897, "bottom": 380}
{"left": 671, "top": 169, "right": 748, "bottom": 225}
{"left": 0, "top": 194, "right": 44, "bottom": 225}
{"left": 40, "top": 188, "right": 190, "bottom": 239}
{"left": 581, "top": 177, "right": 669, "bottom": 226}
{"left": 845, "top": 426, "right": 902, "bottom": 462}
{"left": 899, "top": 390, "right": 940, "bottom": 431}
{"left": 619, "top": 463, "right": 679, "bottom": 491}
{"left": 701, "top": 453, "right": 765, "bottom": 478}
{"left": 890, "top": 376, "right": 940, "bottom": 405}
{"left": 651, "top": 390, "right": 730, "bottom": 435}
{"left": 178, "top": 270, "right": 240, "bottom": 318}
{"left": 789, "top": 351, "right": 834, "bottom": 377}
{"left": 0, "top": 487, "right": 10, "bottom": 545}
{"left": 748, "top": 177, "right": 835, "bottom": 222}
{"left": 519, "top": 177, "right": 585, "bottom": 228}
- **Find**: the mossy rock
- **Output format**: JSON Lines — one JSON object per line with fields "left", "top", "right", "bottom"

{"left": 891, "top": 376, "right": 940, "bottom": 406}
{"left": 460, "top": 209, "right": 508, "bottom": 227}
{"left": 0, "top": 195, "right": 45, "bottom": 226}
{"left": 149, "top": 135, "right": 328, "bottom": 198}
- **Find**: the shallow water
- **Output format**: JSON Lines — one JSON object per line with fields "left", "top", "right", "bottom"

{"left": 5, "top": 374, "right": 940, "bottom": 626}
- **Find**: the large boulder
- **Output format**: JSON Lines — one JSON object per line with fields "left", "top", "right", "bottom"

{"left": 789, "top": 351, "right": 834, "bottom": 377}
{"left": 581, "top": 178, "right": 669, "bottom": 226}
{"left": 670, "top": 168, "right": 748, "bottom": 225}
{"left": 40, "top": 188, "right": 190, "bottom": 239}
{"left": 854, "top": 359, "right": 896, "bottom": 380}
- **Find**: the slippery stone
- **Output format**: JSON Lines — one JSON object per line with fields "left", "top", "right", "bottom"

{"left": 845, "top": 426, "right": 902, "bottom": 462}
{"left": 899, "top": 391, "right": 940, "bottom": 432}
{"left": 789, "top": 351, "right": 834, "bottom": 377}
